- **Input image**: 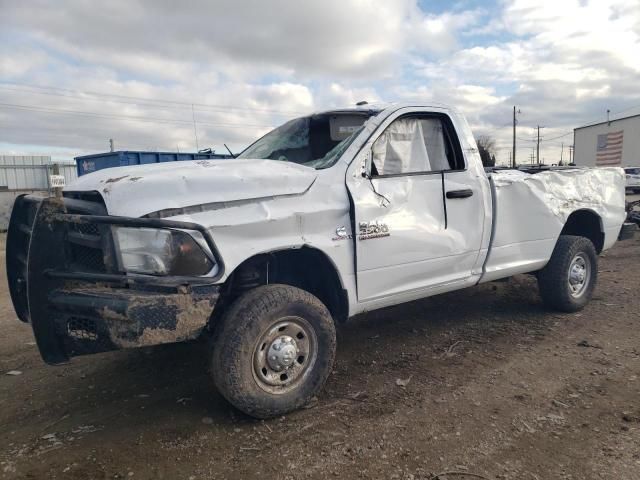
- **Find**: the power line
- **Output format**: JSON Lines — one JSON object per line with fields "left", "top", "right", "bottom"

{"left": 1, "top": 83, "right": 307, "bottom": 115}
{"left": 609, "top": 103, "right": 640, "bottom": 117}
{"left": 0, "top": 85, "right": 266, "bottom": 116}
{"left": 575, "top": 103, "right": 640, "bottom": 127}
{"left": 534, "top": 104, "right": 640, "bottom": 141}
{"left": 542, "top": 131, "right": 573, "bottom": 142}
{"left": 0, "top": 102, "right": 274, "bottom": 129}
{"left": 478, "top": 97, "right": 640, "bottom": 163}
{"left": 0, "top": 82, "right": 308, "bottom": 116}
{"left": 487, "top": 101, "right": 640, "bottom": 157}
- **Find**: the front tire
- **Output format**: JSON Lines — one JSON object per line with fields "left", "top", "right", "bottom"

{"left": 537, "top": 235, "right": 597, "bottom": 312}
{"left": 211, "top": 284, "right": 336, "bottom": 419}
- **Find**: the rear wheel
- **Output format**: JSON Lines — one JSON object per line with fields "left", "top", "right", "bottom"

{"left": 211, "top": 284, "right": 336, "bottom": 418}
{"left": 537, "top": 235, "right": 597, "bottom": 312}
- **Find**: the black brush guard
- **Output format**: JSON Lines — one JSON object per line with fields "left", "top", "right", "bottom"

{"left": 7, "top": 194, "right": 221, "bottom": 365}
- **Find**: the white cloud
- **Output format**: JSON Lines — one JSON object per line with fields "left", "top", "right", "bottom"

{"left": 0, "top": 48, "right": 48, "bottom": 78}
{"left": 0, "top": 0, "right": 481, "bottom": 157}
{"left": 407, "top": 9, "right": 481, "bottom": 55}
{"left": 404, "top": 0, "right": 640, "bottom": 164}
{"left": 504, "top": 0, "right": 640, "bottom": 72}
{"left": 0, "top": 0, "right": 639, "bottom": 166}
{"left": 1, "top": 0, "right": 465, "bottom": 79}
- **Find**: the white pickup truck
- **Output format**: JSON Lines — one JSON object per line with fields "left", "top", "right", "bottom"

{"left": 7, "top": 103, "right": 634, "bottom": 418}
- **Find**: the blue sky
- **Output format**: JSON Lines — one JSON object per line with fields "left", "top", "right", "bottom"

{"left": 1, "top": 0, "right": 639, "bottom": 165}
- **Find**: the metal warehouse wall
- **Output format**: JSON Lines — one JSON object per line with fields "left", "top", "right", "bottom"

{"left": 0, "top": 155, "right": 77, "bottom": 190}
{"left": 574, "top": 115, "right": 640, "bottom": 167}
{"left": 0, "top": 156, "right": 78, "bottom": 230}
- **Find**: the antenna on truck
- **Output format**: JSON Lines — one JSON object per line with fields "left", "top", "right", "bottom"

{"left": 224, "top": 144, "right": 236, "bottom": 158}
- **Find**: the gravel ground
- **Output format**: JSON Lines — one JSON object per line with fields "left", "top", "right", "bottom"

{"left": 0, "top": 231, "right": 639, "bottom": 480}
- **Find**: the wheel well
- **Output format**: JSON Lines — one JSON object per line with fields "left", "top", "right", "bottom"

{"left": 213, "top": 247, "right": 349, "bottom": 324}
{"left": 560, "top": 210, "right": 604, "bottom": 253}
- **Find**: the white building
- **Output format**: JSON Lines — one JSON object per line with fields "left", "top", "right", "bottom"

{"left": 573, "top": 114, "right": 640, "bottom": 167}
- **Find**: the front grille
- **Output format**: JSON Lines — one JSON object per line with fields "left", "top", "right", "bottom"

{"left": 69, "top": 243, "right": 106, "bottom": 272}
{"left": 67, "top": 317, "right": 98, "bottom": 340}
{"left": 61, "top": 315, "right": 115, "bottom": 356}
{"left": 72, "top": 221, "right": 100, "bottom": 237}
{"left": 63, "top": 192, "right": 111, "bottom": 273}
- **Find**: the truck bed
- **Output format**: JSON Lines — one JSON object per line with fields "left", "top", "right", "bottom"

{"left": 482, "top": 167, "right": 626, "bottom": 282}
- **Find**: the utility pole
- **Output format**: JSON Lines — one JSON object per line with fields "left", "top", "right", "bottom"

{"left": 109, "top": 138, "right": 114, "bottom": 152}
{"left": 560, "top": 142, "right": 564, "bottom": 165}
{"left": 536, "top": 126, "right": 544, "bottom": 165}
{"left": 512, "top": 106, "right": 517, "bottom": 168}
{"left": 191, "top": 104, "right": 199, "bottom": 151}
{"left": 569, "top": 145, "right": 574, "bottom": 164}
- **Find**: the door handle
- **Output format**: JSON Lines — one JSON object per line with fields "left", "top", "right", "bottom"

{"left": 446, "top": 189, "right": 474, "bottom": 199}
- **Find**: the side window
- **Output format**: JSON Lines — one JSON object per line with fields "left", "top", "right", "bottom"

{"left": 371, "top": 115, "right": 462, "bottom": 176}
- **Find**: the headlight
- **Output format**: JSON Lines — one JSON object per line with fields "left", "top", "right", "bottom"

{"left": 112, "top": 227, "right": 215, "bottom": 276}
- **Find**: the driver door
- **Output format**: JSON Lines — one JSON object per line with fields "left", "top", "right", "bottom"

{"left": 347, "top": 110, "right": 486, "bottom": 303}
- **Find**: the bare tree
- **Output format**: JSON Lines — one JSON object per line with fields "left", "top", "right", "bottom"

{"left": 476, "top": 135, "right": 496, "bottom": 167}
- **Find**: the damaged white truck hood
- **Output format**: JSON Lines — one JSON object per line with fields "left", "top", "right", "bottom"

{"left": 66, "top": 159, "right": 318, "bottom": 217}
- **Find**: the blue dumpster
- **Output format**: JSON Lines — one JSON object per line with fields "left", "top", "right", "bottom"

{"left": 75, "top": 151, "right": 232, "bottom": 176}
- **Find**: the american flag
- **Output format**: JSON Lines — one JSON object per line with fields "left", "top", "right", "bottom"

{"left": 596, "top": 130, "right": 624, "bottom": 166}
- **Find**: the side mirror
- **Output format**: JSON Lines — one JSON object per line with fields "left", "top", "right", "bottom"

{"left": 360, "top": 150, "right": 371, "bottom": 178}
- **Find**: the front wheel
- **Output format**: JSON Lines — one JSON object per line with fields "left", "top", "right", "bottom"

{"left": 211, "top": 284, "right": 336, "bottom": 419}
{"left": 537, "top": 235, "right": 597, "bottom": 312}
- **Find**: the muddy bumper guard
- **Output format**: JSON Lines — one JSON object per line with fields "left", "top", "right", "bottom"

{"left": 7, "top": 195, "right": 221, "bottom": 365}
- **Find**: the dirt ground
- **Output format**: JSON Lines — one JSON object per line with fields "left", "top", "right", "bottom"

{"left": 1, "top": 231, "right": 639, "bottom": 480}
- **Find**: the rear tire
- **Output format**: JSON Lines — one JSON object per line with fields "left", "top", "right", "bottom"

{"left": 211, "top": 284, "right": 336, "bottom": 419}
{"left": 537, "top": 235, "right": 597, "bottom": 312}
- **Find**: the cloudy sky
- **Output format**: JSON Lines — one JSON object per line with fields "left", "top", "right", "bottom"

{"left": 1, "top": 0, "right": 639, "bottom": 165}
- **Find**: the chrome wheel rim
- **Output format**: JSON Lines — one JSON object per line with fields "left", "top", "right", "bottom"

{"left": 252, "top": 316, "right": 317, "bottom": 394}
{"left": 568, "top": 253, "right": 590, "bottom": 298}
